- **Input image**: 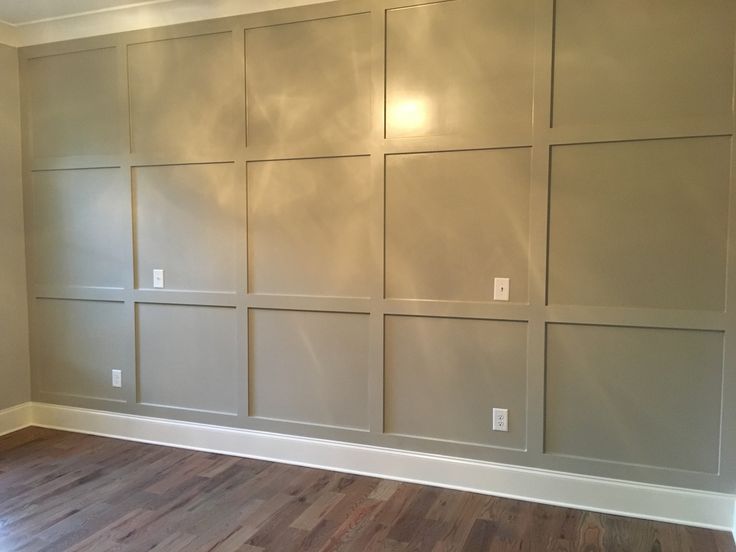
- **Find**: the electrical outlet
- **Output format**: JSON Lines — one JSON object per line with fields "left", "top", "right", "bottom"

{"left": 493, "top": 278, "right": 509, "bottom": 301}
{"left": 112, "top": 369, "right": 122, "bottom": 388}
{"left": 153, "top": 269, "right": 164, "bottom": 289}
{"left": 492, "top": 408, "right": 508, "bottom": 432}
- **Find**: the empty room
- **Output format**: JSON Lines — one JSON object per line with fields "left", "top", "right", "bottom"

{"left": 1, "top": 0, "right": 735, "bottom": 550}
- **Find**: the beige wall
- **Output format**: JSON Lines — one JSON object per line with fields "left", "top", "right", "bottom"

{"left": 0, "top": 42, "right": 30, "bottom": 411}
{"left": 17, "top": 0, "right": 736, "bottom": 495}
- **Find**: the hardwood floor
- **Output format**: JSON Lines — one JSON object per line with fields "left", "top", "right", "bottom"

{"left": 0, "top": 428, "right": 733, "bottom": 552}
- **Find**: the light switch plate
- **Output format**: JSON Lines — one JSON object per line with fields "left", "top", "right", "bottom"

{"left": 153, "top": 269, "right": 164, "bottom": 289}
{"left": 493, "top": 277, "right": 510, "bottom": 301}
{"left": 112, "top": 369, "right": 122, "bottom": 388}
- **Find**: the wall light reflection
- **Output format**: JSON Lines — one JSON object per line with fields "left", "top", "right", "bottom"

{"left": 388, "top": 98, "right": 429, "bottom": 135}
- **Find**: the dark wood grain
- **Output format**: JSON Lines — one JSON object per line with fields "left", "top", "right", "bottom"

{"left": 0, "top": 427, "right": 733, "bottom": 552}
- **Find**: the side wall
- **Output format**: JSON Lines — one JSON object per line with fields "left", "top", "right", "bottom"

{"left": 0, "top": 42, "right": 30, "bottom": 411}
{"left": 18, "top": 0, "right": 736, "bottom": 494}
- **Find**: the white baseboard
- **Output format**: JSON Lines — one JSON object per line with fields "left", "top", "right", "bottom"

{"left": 1, "top": 402, "right": 733, "bottom": 535}
{"left": 8, "top": 402, "right": 727, "bottom": 534}
{"left": 0, "top": 402, "right": 33, "bottom": 437}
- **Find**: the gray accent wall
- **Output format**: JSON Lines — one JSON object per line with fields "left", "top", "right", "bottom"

{"left": 0, "top": 42, "right": 30, "bottom": 411}
{"left": 16, "top": 0, "right": 736, "bottom": 495}
{"left": 546, "top": 324, "right": 723, "bottom": 474}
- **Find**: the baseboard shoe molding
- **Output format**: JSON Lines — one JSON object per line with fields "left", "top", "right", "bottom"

{"left": 0, "top": 402, "right": 33, "bottom": 437}
{"left": 21, "top": 402, "right": 733, "bottom": 534}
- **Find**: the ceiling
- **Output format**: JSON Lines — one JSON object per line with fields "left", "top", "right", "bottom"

{"left": 0, "top": 0, "right": 173, "bottom": 25}
{"left": 0, "top": 0, "right": 323, "bottom": 46}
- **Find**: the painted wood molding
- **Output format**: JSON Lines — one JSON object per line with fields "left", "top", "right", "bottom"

{"left": 0, "top": 402, "right": 33, "bottom": 437}
{"left": 0, "top": 401, "right": 725, "bottom": 534}
{"left": 0, "top": 20, "right": 19, "bottom": 47}
{"left": 7, "top": 0, "right": 329, "bottom": 47}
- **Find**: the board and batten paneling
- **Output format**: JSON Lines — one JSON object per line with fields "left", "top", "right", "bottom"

{"left": 247, "top": 156, "right": 374, "bottom": 297}
{"left": 35, "top": 299, "right": 128, "bottom": 403}
{"left": 133, "top": 163, "right": 242, "bottom": 293}
{"left": 385, "top": 315, "right": 527, "bottom": 449}
{"left": 385, "top": 0, "right": 535, "bottom": 140}
{"left": 548, "top": 137, "right": 731, "bottom": 311}
{"left": 137, "top": 303, "right": 239, "bottom": 415}
{"left": 249, "top": 308, "right": 370, "bottom": 430}
{"left": 245, "top": 12, "right": 372, "bottom": 150}
{"left": 546, "top": 323, "right": 723, "bottom": 474}
{"left": 19, "top": 0, "right": 736, "bottom": 494}
{"left": 26, "top": 47, "right": 119, "bottom": 158}
{"left": 32, "top": 168, "right": 129, "bottom": 290}
{"left": 385, "top": 148, "right": 531, "bottom": 303}
{"left": 552, "top": 0, "right": 735, "bottom": 129}
{"left": 127, "top": 32, "right": 240, "bottom": 157}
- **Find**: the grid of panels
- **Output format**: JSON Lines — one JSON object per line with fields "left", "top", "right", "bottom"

{"left": 19, "top": 0, "right": 736, "bottom": 492}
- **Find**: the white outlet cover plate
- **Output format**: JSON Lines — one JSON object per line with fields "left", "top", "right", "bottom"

{"left": 112, "top": 369, "right": 122, "bottom": 388}
{"left": 493, "top": 407, "right": 508, "bottom": 432}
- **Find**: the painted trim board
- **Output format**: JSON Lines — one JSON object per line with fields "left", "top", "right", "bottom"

{"left": 0, "top": 402, "right": 33, "bottom": 437}
{"left": 0, "top": 20, "right": 18, "bottom": 47}
{"left": 7, "top": 0, "right": 330, "bottom": 47}
{"left": 0, "top": 401, "right": 727, "bottom": 534}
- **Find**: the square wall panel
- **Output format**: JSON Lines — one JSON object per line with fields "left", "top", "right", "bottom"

{"left": 553, "top": 0, "right": 735, "bottom": 128}
{"left": 128, "top": 32, "right": 239, "bottom": 155}
{"left": 137, "top": 303, "right": 238, "bottom": 414}
{"left": 386, "top": 148, "right": 530, "bottom": 302}
{"left": 385, "top": 0, "right": 534, "bottom": 139}
{"left": 35, "top": 299, "right": 128, "bottom": 402}
{"left": 32, "top": 169, "right": 129, "bottom": 289}
{"left": 385, "top": 315, "right": 527, "bottom": 449}
{"left": 134, "top": 163, "right": 242, "bottom": 292}
{"left": 28, "top": 48, "right": 119, "bottom": 157}
{"left": 548, "top": 137, "right": 730, "bottom": 310}
{"left": 546, "top": 324, "right": 723, "bottom": 473}
{"left": 248, "top": 156, "right": 373, "bottom": 297}
{"left": 246, "top": 14, "right": 370, "bottom": 149}
{"left": 249, "top": 309, "right": 369, "bottom": 430}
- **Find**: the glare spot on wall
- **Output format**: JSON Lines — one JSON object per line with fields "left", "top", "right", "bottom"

{"left": 388, "top": 98, "right": 428, "bottom": 134}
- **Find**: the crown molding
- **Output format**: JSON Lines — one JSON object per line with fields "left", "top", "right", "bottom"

{"left": 13, "top": 0, "right": 328, "bottom": 47}
{"left": 0, "top": 19, "right": 19, "bottom": 47}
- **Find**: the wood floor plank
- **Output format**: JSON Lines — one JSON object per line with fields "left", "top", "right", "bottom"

{"left": 291, "top": 491, "right": 344, "bottom": 531}
{"left": 368, "top": 480, "right": 400, "bottom": 502}
{"left": 387, "top": 486, "right": 442, "bottom": 543}
{"left": 0, "top": 428, "right": 732, "bottom": 552}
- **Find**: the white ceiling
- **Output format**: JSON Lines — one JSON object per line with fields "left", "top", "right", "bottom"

{"left": 0, "top": 0, "right": 173, "bottom": 25}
